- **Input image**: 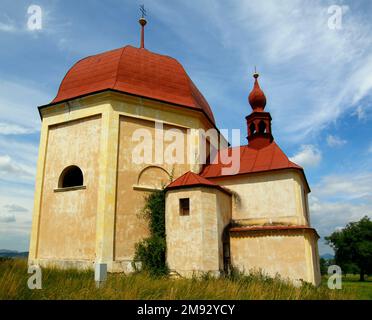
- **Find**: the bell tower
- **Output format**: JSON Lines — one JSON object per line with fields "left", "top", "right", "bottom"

{"left": 246, "top": 72, "right": 273, "bottom": 149}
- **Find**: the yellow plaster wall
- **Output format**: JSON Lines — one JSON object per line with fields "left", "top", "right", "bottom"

{"left": 114, "top": 116, "right": 191, "bottom": 262}
{"left": 36, "top": 115, "right": 101, "bottom": 260}
{"left": 212, "top": 170, "right": 309, "bottom": 226}
{"left": 230, "top": 230, "right": 319, "bottom": 285}
{"left": 137, "top": 166, "right": 170, "bottom": 190}
{"left": 216, "top": 191, "right": 232, "bottom": 271}
{"left": 95, "top": 108, "right": 119, "bottom": 265}
{"left": 29, "top": 120, "right": 49, "bottom": 261}
{"left": 166, "top": 188, "right": 209, "bottom": 276}
{"left": 30, "top": 91, "right": 218, "bottom": 271}
{"left": 306, "top": 232, "right": 322, "bottom": 285}
{"left": 166, "top": 187, "right": 231, "bottom": 277}
{"left": 200, "top": 189, "right": 220, "bottom": 272}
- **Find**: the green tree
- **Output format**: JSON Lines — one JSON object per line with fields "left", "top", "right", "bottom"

{"left": 325, "top": 216, "right": 372, "bottom": 281}
{"left": 319, "top": 258, "right": 328, "bottom": 276}
{"left": 134, "top": 189, "right": 168, "bottom": 277}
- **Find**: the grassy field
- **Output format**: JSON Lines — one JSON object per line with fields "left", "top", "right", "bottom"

{"left": 336, "top": 274, "right": 372, "bottom": 300}
{"left": 0, "top": 259, "right": 370, "bottom": 300}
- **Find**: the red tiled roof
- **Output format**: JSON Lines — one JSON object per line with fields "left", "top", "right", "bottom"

{"left": 201, "top": 141, "right": 303, "bottom": 178}
{"left": 51, "top": 45, "right": 216, "bottom": 124}
{"left": 166, "top": 171, "right": 231, "bottom": 195}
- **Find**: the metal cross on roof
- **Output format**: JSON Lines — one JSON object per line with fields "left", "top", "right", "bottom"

{"left": 140, "top": 5, "right": 147, "bottom": 19}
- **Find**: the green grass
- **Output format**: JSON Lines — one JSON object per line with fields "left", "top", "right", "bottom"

{"left": 0, "top": 259, "right": 366, "bottom": 300}
{"left": 333, "top": 275, "right": 372, "bottom": 300}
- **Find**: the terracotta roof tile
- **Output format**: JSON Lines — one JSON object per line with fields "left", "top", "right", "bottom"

{"left": 51, "top": 45, "right": 215, "bottom": 124}
{"left": 166, "top": 171, "right": 231, "bottom": 195}
{"left": 201, "top": 141, "right": 303, "bottom": 178}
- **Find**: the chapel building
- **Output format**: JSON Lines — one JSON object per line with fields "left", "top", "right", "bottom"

{"left": 29, "top": 17, "right": 321, "bottom": 285}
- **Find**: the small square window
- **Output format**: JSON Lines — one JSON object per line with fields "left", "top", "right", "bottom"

{"left": 179, "top": 198, "right": 190, "bottom": 216}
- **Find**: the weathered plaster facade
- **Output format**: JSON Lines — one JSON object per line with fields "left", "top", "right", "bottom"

{"left": 165, "top": 169, "right": 321, "bottom": 286}
{"left": 230, "top": 229, "right": 320, "bottom": 285}
{"left": 29, "top": 37, "right": 321, "bottom": 286}
{"left": 29, "top": 92, "right": 217, "bottom": 272}
{"left": 211, "top": 170, "right": 310, "bottom": 226}
{"left": 166, "top": 187, "right": 231, "bottom": 277}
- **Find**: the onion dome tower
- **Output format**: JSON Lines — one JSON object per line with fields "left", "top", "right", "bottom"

{"left": 246, "top": 71, "right": 273, "bottom": 149}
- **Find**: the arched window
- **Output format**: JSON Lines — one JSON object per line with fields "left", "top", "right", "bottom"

{"left": 258, "top": 120, "right": 266, "bottom": 134}
{"left": 58, "top": 166, "right": 84, "bottom": 188}
{"left": 249, "top": 123, "right": 256, "bottom": 135}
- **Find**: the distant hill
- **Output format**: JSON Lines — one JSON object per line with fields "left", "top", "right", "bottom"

{"left": 0, "top": 250, "right": 28, "bottom": 258}
{"left": 321, "top": 253, "right": 334, "bottom": 260}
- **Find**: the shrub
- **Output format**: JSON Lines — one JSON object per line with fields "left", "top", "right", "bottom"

{"left": 134, "top": 189, "right": 168, "bottom": 277}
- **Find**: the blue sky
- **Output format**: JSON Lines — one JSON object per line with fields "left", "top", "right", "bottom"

{"left": 0, "top": 0, "right": 371, "bottom": 254}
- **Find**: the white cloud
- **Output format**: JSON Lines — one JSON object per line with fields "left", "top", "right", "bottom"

{"left": 0, "top": 190, "right": 34, "bottom": 251}
{"left": 0, "top": 81, "right": 40, "bottom": 186}
{"left": 0, "top": 80, "right": 48, "bottom": 132}
{"left": 326, "top": 135, "right": 347, "bottom": 147}
{"left": 309, "top": 171, "right": 372, "bottom": 254}
{"left": 353, "top": 105, "right": 366, "bottom": 120}
{"left": 290, "top": 145, "right": 322, "bottom": 168}
{"left": 0, "top": 138, "right": 38, "bottom": 165}
{"left": 0, "top": 21, "right": 16, "bottom": 32}
{"left": 310, "top": 196, "right": 371, "bottom": 239}
{"left": 0, "top": 12, "right": 18, "bottom": 33}
{"left": 0, "top": 122, "right": 37, "bottom": 135}
{"left": 0, "top": 155, "right": 34, "bottom": 179}
{"left": 310, "top": 195, "right": 372, "bottom": 254}
{"left": 0, "top": 80, "right": 39, "bottom": 250}
{"left": 0, "top": 204, "right": 28, "bottom": 224}
{"left": 152, "top": 0, "right": 372, "bottom": 143}
{"left": 242, "top": 1, "right": 372, "bottom": 142}
{"left": 314, "top": 173, "right": 372, "bottom": 201}
{"left": 0, "top": 213, "right": 16, "bottom": 223}
{"left": 4, "top": 204, "right": 28, "bottom": 213}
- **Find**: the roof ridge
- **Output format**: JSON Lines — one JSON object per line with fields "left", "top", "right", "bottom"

{"left": 251, "top": 145, "right": 259, "bottom": 169}
{"left": 180, "top": 171, "right": 190, "bottom": 185}
{"left": 268, "top": 142, "right": 276, "bottom": 169}
{"left": 166, "top": 171, "right": 231, "bottom": 195}
{"left": 113, "top": 46, "right": 129, "bottom": 89}
{"left": 169, "top": 171, "right": 214, "bottom": 186}
{"left": 49, "top": 45, "right": 217, "bottom": 125}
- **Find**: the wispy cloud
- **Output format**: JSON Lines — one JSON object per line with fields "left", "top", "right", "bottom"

{"left": 4, "top": 204, "right": 28, "bottom": 213}
{"left": 0, "top": 0, "right": 371, "bottom": 255}
{"left": 0, "top": 155, "right": 35, "bottom": 180}
{"left": 353, "top": 105, "right": 366, "bottom": 120}
{"left": 310, "top": 195, "right": 372, "bottom": 253}
{"left": 0, "top": 80, "right": 48, "bottom": 131}
{"left": 290, "top": 145, "right": 322, "bottom": 168}
{"left": 0, "top": 122, "right": 37, "bottom": 135}
{"left": 0, "top": 21, "right": 16, "bottom": 32}
{"left": 310, "top": 170, "right": 372, "bottom": 253}
{"left": 0, "top": 213, "right": 16, "bottom": 223}
{"left": 314, "top": 172, "right": 372, "bottom": 201}
{"left": 241, "top": 1, "right": 371, "bottom": 137}
{"left": 0, "top": 13, "right": 16, "bottom": 33}
{"left": 0, "top": 187, "right": 34, "bottom": 251}
{"left": 153, "top": 0, "right": 372, "bottom": 142}
{"left": 0, "top": 204, "right": 28, "bottom": 223}
{"left": 326, "top": 135, "right": 347, "bottom": 147}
